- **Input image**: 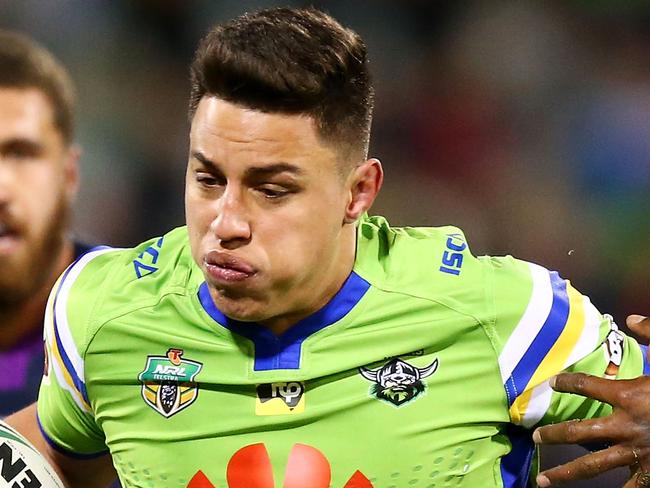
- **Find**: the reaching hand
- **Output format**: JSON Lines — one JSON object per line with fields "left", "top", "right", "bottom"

{"left": 533, "top": 315, "right": 650, "bottom": 487}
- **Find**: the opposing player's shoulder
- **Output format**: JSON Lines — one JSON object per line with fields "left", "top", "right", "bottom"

{"left": 356, "top": 215, "right": 486, "bottom": 300}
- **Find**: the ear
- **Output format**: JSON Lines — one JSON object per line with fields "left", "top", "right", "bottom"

{"left": 344, "top": 158, "right": 383, "bottom": 224}
{"left": 63, "top": 143, "right": 81, "bottom": 202}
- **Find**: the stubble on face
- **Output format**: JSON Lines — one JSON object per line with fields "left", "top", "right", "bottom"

{"left": 0, "top": 191, "right": 69, "bottom": 307}
{"left": 0, "top": 88, "right": 75, "bottom": 310}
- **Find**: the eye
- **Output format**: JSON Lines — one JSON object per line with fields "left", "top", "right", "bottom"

{"left": 257, "top": 185, "right": 290, "bottom": 199}
{"left": 195, "top": 172, "right": 221, "bottom": 188}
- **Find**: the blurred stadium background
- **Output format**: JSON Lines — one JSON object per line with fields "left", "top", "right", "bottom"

{"left": 1, "top": 1, "right": 648, "bottom": 486}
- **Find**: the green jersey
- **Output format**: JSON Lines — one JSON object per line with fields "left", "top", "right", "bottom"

{"left": 38, "top": 215, "right": 647, "bottom": 488}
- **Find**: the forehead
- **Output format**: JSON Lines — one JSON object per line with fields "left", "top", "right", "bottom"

{"left": 0, "top": 87, "right": 57, "bottom": 141}
{"left": 190, "top": 96, "right": 338, "bottom": 172}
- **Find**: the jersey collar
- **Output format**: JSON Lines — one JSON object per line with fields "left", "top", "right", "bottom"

{"left": 197, "top": 271, "right": 370, "bottom": 371}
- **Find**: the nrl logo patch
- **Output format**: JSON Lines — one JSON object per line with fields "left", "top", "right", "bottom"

{"left": 359, "top": 357, "right": 438, "bottom": 407}
{"left": 139, "top": 348, "right": 203, "bottom": 417}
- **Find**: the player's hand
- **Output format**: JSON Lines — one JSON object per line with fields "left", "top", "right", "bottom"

{"left": 533, "top": 315, "right": 650, "bottom": 487}
{"left": 628, "top": 315, "right": 650, "bottom": 343}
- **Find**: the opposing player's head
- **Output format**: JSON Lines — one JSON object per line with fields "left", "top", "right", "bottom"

{"left": 0, "top": 31, "right": 79, "bottom": 305}
{"left": 186, "top": 7, "right": 383, "bottom": 328}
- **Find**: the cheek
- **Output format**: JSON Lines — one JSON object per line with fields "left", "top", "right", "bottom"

{"left": 263, "top": 213, "right": 337, "bottom": 272}
{"left": 16, "top": 165, "right": 65, "bottom": 225}
{"left": 185, "top": 193, "right": 211, "bottom": 260}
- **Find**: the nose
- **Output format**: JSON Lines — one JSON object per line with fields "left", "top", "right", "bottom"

{"left": 211, "top": 186, "right": 251, "bottom": 248}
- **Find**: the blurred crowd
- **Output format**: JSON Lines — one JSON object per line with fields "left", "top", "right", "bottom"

{"left": 1, "top": 2, "right": 648, "bottom": 486}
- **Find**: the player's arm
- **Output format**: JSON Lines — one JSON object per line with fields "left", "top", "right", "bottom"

{"left": 5, "top": 403, "right": 116, "bottom": 488}
{"left": 490, "top": 258, "right": 643, "bottom": 429}
{"left": 33, "top": 248, "right": 121, "bottom": 486}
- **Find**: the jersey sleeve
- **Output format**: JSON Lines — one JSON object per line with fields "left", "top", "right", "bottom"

{"left": 37, "top": 247, "right": 117, "bottom": 457}
{"left": 488, "top": 256, "right": 648, "bottom": 428}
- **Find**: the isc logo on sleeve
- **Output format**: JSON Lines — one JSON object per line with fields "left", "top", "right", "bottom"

{"left": 256, "top": 382, "right": 305, "bottom": 416}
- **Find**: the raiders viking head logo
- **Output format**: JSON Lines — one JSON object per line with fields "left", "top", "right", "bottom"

{"left": 359, "top": 357, "right": 438, "bottom": 407}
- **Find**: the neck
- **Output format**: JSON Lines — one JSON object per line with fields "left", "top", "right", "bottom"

{"left": 259, "top": 224, "right": 358, "bottom": 336}
{"left": 0, "top": 240, "right": 75, "bottom": 350}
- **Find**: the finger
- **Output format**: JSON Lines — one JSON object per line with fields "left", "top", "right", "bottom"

{"left": 533, "top": 416, "right": 619, "bottom": 445}
{"left": 622, "top": 467, "right": 638, "bottom": 488}
{"left": 551, "top": 372, "right": 622, "bottom": 405}
{"left": 627, "top": 315, "right": 650, "bottom": 342}
{"left": 623, "top": 479, "right": 635, "bottom": 488}
{"left": 536, "top": 444, "right": 637, "bottom": 487}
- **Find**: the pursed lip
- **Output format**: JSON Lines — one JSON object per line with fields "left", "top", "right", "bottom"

{"left": 0, "top": 222, "right": 22, "bottom": 256}
{"left": 203, "top": 251, "right": 257, "bottom": 283}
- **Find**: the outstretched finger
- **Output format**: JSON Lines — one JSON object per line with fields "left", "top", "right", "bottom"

{"left": 536, "top": 444, "right": 637, "bottom": 487}
{"left": 551, "top": 372, "right": 624, "bottom": 406}
{"left": 533, "top": 416, "right": 619, "bottom": 445}
{"left": 627, "top": 315, "right": 650, "bottom": 343}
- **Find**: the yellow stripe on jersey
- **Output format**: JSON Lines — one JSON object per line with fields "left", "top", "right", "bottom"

{"left": 509, "top": 283, "right": 585, "bottom": 424}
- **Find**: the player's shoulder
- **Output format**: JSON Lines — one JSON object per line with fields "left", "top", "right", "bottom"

{"left": 59, "top": 226, "right": 193, "bottom": 325}
{"left": 355, "top": 215, "right": 489, "bottom": 303}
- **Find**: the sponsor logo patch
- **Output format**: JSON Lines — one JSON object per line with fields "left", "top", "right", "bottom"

{"left": 139, "top": 348, "right": 202, "bottom": 417}
{"left": 602, "top": 315, "right": 624, "bottom": 379}
{"left": 256, "top": 382, "right": 305, "bottom": 416}
{"left": 359, "top": 357, "right": 438, "bottom": 407}
{"left": 187, "top": 443, "right": 373, "bottom": 487}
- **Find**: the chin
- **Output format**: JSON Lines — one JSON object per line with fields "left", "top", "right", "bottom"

{"left": 213, "top": 292, "right": 268, "bottom": 323}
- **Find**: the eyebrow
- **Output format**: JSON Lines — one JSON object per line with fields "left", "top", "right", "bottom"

{"left": 0, "top": 138, "right": 44, "bottom": 155}
{"left": 191, "top": 150, "right": 304, "bottom": 178}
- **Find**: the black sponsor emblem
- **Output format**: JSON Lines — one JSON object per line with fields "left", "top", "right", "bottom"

{"left": 255, "top": 382, "right": 306, "bottom": 415}
{"left": 359, "top": 357, "right": 438, "bottom": 407}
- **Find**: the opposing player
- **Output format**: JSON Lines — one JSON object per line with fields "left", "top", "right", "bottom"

{"left": 534, "top": 315, "right": 650, "bottom": 487}
{"left": 5, "top": 8, "right": 649, "bottom": 487}
{"left": 0, "top": 30, "right": 91, "bottom": 416}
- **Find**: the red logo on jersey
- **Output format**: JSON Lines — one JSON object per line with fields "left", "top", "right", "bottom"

{"left": 167, "top": 348, "right": 184, "bottom": 366}
{"left": 187, "top": 443, "right": 373, "bottom": 487}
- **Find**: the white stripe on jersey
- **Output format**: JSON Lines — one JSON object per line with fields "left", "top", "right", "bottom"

{"left": 563, "top": 295, "right": 602, "bottom": 367}
{"left": 498, "top": 262, "right": 553, "bottom": 384}
{"left": 53, "top": 248, "right": 116, "bottom": 384}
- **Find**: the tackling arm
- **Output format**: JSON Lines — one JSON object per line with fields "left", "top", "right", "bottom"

{"left": 534, "top": 315, "right": 650, "bottom": 487}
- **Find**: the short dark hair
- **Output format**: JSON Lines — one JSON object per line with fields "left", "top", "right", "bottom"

{"left": 0, "top": 30, "right": 76, "bottom": 144}
{"left": 189, "top": 7, "right": 374, "bottom": 162}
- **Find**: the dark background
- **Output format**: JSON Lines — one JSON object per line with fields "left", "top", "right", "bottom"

{"left": 2, "top": 1, "right": 649, "bottom": 486}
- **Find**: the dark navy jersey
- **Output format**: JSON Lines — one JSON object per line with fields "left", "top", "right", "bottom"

{"left": 0, "top": 241, "right": 93, "bottom": 417}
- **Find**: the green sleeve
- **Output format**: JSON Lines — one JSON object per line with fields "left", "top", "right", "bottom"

{"left": 37, "top": 248, "right": 119, "bottom": 456}
{"left": 487, "top": 255, "right": 646, "bottom": 428}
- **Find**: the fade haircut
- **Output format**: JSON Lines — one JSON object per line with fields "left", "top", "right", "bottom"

{"left": 0, "top": 30, "right": 76, "bottom": 144}
{"left": 189, "top": 7, "right": 374, "bottom": 163}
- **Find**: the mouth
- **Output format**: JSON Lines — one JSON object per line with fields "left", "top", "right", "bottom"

{"left": 204, "top": 251, "right": 257, "bottom": 284}
{"left": 0, "top": 223, "right": 21, "bottom": 255}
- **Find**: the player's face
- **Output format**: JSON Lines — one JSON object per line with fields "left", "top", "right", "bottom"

{"left": 186, "top": 97, "right": 379, "bottom": 328}
{"left": 0, "top": 88, "right": 78, "bottom": 304}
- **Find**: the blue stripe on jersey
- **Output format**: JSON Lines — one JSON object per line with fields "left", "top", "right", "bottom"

{"left": 50, "top": 246, "right": 111, "bottom": 404}
{"left": 506, "top": 272, "right": 570, "bottom": 406}
{"left": 52, "top": 261, "right": 90, "bottom": 404}
{"left": 198, "top": 271, "right": 371, "bottom": 370}
{"left": 639, "top": 345, "right": 650, "bottom": 375}
{"left": 52, "top": 317, "right": 89, "bottom": 404}
{"left": 500, "top": 425, "right": 534, "bottom": 488}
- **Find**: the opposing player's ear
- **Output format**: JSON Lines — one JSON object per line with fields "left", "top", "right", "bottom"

{"left": 63, "top": 144, "right": 81, "bottom": 202}
{"left": 344, "top": 158, "right": 383, "bottom": 224}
